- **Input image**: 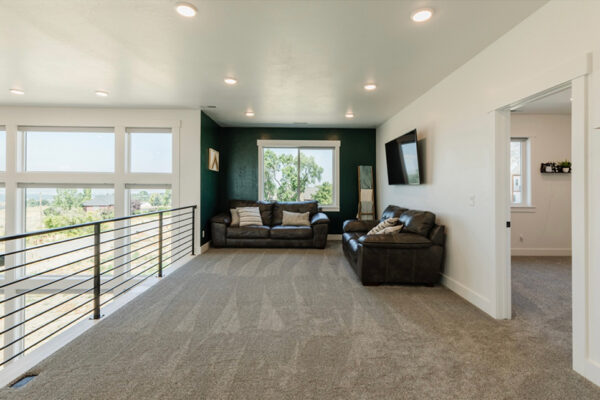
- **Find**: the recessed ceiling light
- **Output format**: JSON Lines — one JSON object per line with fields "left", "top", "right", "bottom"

{"left": 95, "top": 90, "right": 109, "bottom": 97}
{"left": 364, "top": 83, "right": 377, "bottom": 91}
{"left": 9, "top": 88, "right": 24, "bottom": 95}
{"left": 411, "top": 8, "right": 433, "bottom": 22}
{"left": 175, "top": 2, "right": 197, "bottom": 17}
{"left": 345, "top": 112, "right": 355, "bottom": 119}
{"left": 245, "top": 111, "right": 255, "bottom": 117}
{"left": 224, "top": 77, "right": 238, "bottom": 85}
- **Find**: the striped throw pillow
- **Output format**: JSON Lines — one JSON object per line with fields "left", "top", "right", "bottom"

{"left": 377, "top": 224, "right": 404, "bottom": 235}
{"left": 237, "top": 207, "right": 263, "bottom": 227}
{"left": 367, "top": 217, "right": 399, "bottom": 235}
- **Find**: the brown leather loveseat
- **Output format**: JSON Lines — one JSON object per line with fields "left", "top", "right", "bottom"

{"left": 342, "top": 205, "right": 446, "bottom": 285}
{"left": 211, "top": 200, "right": 330, "bottom": 248}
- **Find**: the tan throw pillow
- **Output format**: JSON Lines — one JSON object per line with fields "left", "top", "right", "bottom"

{"left": 237, "top": 207, "right": 263, "bottom": 226}
{"left": 377, "top": 224, "right": 404, "bottom": 235}
{"left": 367, "top": 217, "right": 399, "bottom": 235}
{"left": 230, "top": 208, "right": 240, "bottom": 227}
{"left": 282, "top": 210, "right": 310, "bottom": 226}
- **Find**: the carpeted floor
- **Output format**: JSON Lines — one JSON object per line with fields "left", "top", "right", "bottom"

{"left": 1, "top": 245, "right": 599, "bottom": 399}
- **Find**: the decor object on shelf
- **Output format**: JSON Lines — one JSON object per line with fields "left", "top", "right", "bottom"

{"left": 208, "top": 148, "right": 219, "bottom": 171}
{"left": 559, "top": 160, "right": 572, "bottom": 173}
{"left": 540, "top": 161, "right": 571, "bottom": 174}
{"left": 357, "top": 165, "right": 375, "bottom": 220}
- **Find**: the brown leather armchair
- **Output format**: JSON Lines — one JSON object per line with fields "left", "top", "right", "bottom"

{"left": 342, "top": 205, "right": 446, "bottom": 285}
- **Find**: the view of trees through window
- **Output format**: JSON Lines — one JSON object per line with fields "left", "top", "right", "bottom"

{"left": 263, "top": 148, "right": 333, "bottom": 205}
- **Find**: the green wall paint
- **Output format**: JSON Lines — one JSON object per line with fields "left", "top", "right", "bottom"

{"left": 200, "top": 112, "right": 222, "bottom": 244}
{"left": 220, "top": 127, "right": 376, "bottom": 234}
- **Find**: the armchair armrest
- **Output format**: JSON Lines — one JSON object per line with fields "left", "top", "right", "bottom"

{"left": 428, "top": 225, "right": 446, "bottom": 246}
{"left": 211, "top": 212, "right": 231, "bottom": 226}
{"left": 311, "top": 212, "right": 329, "bottom": 225}
{"left": 343, "top": 219, "right": 378, "bottom": 233}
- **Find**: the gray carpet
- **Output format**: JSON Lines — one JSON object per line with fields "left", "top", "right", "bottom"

{"left": 1, "top": 245, "right": 599, "bottom": 399}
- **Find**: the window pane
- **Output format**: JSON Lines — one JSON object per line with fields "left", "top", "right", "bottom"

{"left": 0, "top": 187, "right": 4, "bottom": 269}
{"left": 25, "top": 130, "right": 114, "bottom": 172}
{"left": 511, "top": 141, "right": 523, "bottom": 204}
{"left": 130, "top": 132, "right": 172, "bottom": 173}
{"left": 510, "top": 141, "right": 522, "bottom": 175}
{"left": 25, "top": 188, "right": 115, "bottom": 276}
{"left": 0, "top": 129, "right": 5, "bottom": 171}
{"left": 263, "top": 148, "right": 298, "bottom": 201}
{"left": 129, "top": 188, "right": 172, "bottom": 215}
{"left": 299, "top": 148, "right": 334, "bottom": 205}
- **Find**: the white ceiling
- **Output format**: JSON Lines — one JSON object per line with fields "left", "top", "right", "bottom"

{"left": 514, "top": 88, "right": 572, "bottom": 115}
{"left": 0, "top": 0, "right": 546, "bottom": 127}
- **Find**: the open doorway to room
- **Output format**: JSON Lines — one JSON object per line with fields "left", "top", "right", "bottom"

{"left": 508, "top": 88, "right": 573, "bottom": 335}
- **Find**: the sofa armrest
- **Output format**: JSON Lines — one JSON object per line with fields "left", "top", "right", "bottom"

{"left": 343, "top": 219, "right": 378, "bottom": 233}
{"left": 429, "top": 225, "right": 446, "bottom": 246}
{"left": 311, "top": 212, "right": 329, "bottom": 225}
{"left": 211, "top": 212, "right": 231, "bottom": 226}
{"left": 358, "top": 233, "right": 432, "bottom": 249}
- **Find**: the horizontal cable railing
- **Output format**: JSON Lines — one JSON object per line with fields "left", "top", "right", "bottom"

{"left": 0, "top": 205, "right": 197, "bottom": 367}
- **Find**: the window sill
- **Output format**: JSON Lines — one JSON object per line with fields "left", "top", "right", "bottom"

{"left": 511, "top": 205, "right": 536, "bottom": 213}
{"left": 320, "top": 206, "right": 339, "bottom": 212}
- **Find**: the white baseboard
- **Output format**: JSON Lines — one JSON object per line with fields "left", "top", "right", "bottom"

{"left": 511, "top": 248, "right": 572, "bottom": 256}
{"left": 441, "top": 273, "right": 493, "bottom": 317}
{"left": 328, "top": 234, "right": 342, "bottom": 241}
{"left": 200, "top": 241, "right": 211, "bottom": 254}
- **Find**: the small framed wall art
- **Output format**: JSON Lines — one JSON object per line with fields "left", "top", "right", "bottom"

{"left": 208, "top": 148, "right": 219, "bottom": 172}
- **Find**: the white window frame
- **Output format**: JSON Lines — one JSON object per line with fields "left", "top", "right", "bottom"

{"left": 510, "top": 137, "right": 532, "bottom": 208}
{"left": 257, "top": 139, "right": 340, "bottom": 212}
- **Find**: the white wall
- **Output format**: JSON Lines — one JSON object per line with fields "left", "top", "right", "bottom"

{"left": 376, "top": 0, "right": 600, "bottom": 386}
{"left": 0, "top": 106, "right": 202, "bottom": 252}
{"left": 510, "top": 114, "right": 571, "bottom": 256}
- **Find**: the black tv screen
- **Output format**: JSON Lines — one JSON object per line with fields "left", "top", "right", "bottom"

{"left": 385, "top": 130, "right": 421, "bottom": 185}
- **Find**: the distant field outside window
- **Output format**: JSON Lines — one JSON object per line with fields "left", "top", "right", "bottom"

{"left": 23, "top": 128, "right": 114, "bottom": 172}
{"left": 0, "top": 129, "right": 5, "bottom": 171}
{"left": 24, "top": 188, "right": 115, "bottom": 276}
{"left": 129, "top": 131, "right": 172, "bottom": 173}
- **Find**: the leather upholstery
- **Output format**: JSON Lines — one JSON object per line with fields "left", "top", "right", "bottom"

{"left": 226, "top": 225, "right": 270, "bottom": 239}
{"left": 270, "top": 225, "right": 312, "bottom": 239}
{"left": 398, "top": 210, "right": 436, "bottom": 237}
{"left": 343, "top": 219, "right": 378, "bottom": 233}
{"left": 272, "top": 201, "right": 318, "bottom": 226}
{"left": 381, "top": 205, "right": 408, "bottom": 220}
{"left": 229, "top": 200, "right": 274, "bottom": 226}
{"left": 342, "top": 204, "right": 445, "bottom": 285}
{"left": 211, "top": 200, "right": 329, "bottom": 248}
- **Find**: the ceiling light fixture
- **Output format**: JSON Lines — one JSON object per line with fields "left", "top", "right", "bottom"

{"left": 9, "top": 88, "right": 24, "bottom": 95}
{"left": 175, "top": 2, "right": 197, "bottom": 17}
{"left": 345, "top": 112, "right": 355, "bottom": 119}
{"left": 224, "top": 77, "right": 238, "bottom": 85}
{"left": 411, "top": 8, "right": 433, "bottom": 22}
{"left": 245, "top": 111, "right": 255, "bottom": 117}
{"left": 364, "top": 83, "right": 377, "bottom": 91}
{"left": 95, "top": 90, "right": 109, "bottom": 97}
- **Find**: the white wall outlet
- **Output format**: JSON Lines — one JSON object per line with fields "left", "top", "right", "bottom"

{"left": 202, "top": 230, "right": 205, "bottom": 238}
{"left": 519, "top": 234, "right": 524, "bottom": 242}
{"left": 469, "top": 195, "right": 476, "bottom": 207}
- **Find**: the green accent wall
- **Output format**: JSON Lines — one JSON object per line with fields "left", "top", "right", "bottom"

{"left": 200, "top": 112, "right": 222, "bottom": 244}
{"left": 219, "top": 127, "right": 376, "bottom": 234}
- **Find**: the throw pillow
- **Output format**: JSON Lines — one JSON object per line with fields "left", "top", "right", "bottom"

{"left": 377, "top": 224, "right": 404, "bottom": 235}
{"left": 282, "top": 210, "right": 310, "bottom": 226}
{"left": 230, "top": 208, "right": 240, "bottom": 227}
{"left": 237, "top": 207, "right": 263, "bottom": 226}
{"left": 367, "top": 217, "right": 399, "bottom": 235}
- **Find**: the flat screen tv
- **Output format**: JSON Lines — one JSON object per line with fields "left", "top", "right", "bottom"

{"left": 385, "top": 129, "right": 421, "bottom": 185}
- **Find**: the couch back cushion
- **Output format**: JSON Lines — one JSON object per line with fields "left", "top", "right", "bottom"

{"left": 381, "top": 205, "right": 408, "bottom": 220}
{"left": 398, "top": 210, "right": 436, "bottom": 237}
{"left": 229, "top": 200, "right": 274, "bottom": 226}
{"left": 272, "top": 201, "right": 318, "bottom": 226}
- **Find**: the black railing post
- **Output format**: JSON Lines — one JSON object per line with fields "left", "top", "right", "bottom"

{"left": 158, "top": 211, "right": 163, "bottom": 278}
{"left": 93, "top": 222, "right": 101, "bottom": 320}
{"left": 191, "top": 206, "right": 196, "bottom": 256}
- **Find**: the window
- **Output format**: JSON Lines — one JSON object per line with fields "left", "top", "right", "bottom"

{"left": 0, "top": 128, "right": 5, "bottom": 171}
{"left": 258, "top": 140, "right": 340, "bottom": 211}
{"left": 128, "top": 129, "right": 172, "bottom": 173}
{"left": 510, "top": 138, "right": 529, "bottom": 205}
{"left": 0, "top": 186, "right": 4, "bottom": 268}
{"left": 22, "top": 127, "right": 114, "bottom": 172}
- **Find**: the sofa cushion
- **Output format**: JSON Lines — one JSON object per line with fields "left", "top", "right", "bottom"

{"left": 229, "top": 200, "right": 274, "bottom": 225}
{"left": 367, "top": 217, "right": 399, "bottom": 235}
{"left": 227, "top": 225, "right": 270, "bottom": 239}
{"left": 237, "top": 207, "right": 263, "bottom": 227}
{"left": 282, "top": 211, "right": 310, "bottom": 226}
{"left": 358, "top": 232, "right": 432, "bottom": 248}
{"left": 272, "top": 201, "right": 318, "bottom": 226}
{"left": 399, "top": 210, "right": 436, "bottom": 237}
{"left": 381, "top": 205, "right": 408, "bottom": 220}
{"left": 270, "top": 225, "right": 312, "bottom": 239}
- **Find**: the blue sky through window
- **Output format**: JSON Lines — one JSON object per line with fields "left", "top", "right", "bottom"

{"left": 130, "top": 133, "right": 172, "bottom": 173}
